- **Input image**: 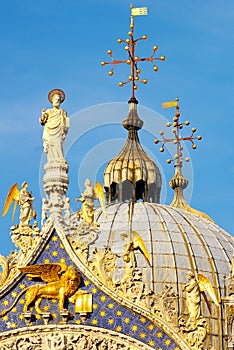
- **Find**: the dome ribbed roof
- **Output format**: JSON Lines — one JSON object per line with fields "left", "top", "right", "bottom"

{"left": 94, "top": 202, "right": 233, "bottom": 289}
{"left": 93, "top": 202, "right": 233, "bottom": 346}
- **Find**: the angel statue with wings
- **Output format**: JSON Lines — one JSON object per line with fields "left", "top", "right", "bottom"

{"left": 77, "top": 179, "right": 106, "bottom": 226}
{"left": 120, "top": 230, "right": 151, "bottom": 285}
{"left": 121, "top": 230, "right": 151, "bottom": 269}
{"left": 184, "top": 271, "right": 219, "bottom": 326}
{"left": 2, "top": 182, "right": 36, "bottom": 227}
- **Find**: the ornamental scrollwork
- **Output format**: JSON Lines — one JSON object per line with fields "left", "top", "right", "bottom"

{"left": 88, "top": 246, "right": 178, "bottom": 326}
{"left": 90, "top": 248, "right": 116, "bottom": 289}
{"left": 147, "top": 285, "right": 178, "bottom": 325}
{"left": 10, "top": 223, "right": 41, "bottom": 257}
{"left": 0, "top": 251, "right": 20, "bottom": 289}
{"left": 178, "top": 316, "right": 207, "bottom": 350}
{"left": 0, "top": 331, "right": 141, "bottom": 350}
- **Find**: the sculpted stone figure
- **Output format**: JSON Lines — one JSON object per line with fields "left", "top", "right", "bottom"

{"left": 77, "top": 179, "right": 106, "bottom": 226}
{"left": 78, "top": 179, "right": 95, "bottom": 225}
{"left": 2, "top": 182, "right": 35, "bottom": 227}
{"left": 40, "top": 89, "right": 69, "bottom": 163}
{"left": 184, "top": 271, "right": 201, "bottom": 324}
{"left": 19, "top": 182, "right": 35, "bottom": 226}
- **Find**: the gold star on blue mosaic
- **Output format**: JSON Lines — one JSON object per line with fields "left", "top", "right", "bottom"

{"left": 0, "top": 230, "right": 182, "bottom": 349}
{"left": 116, "top": 310, "right": 122, "bottom": 316}
{"left": 165, "top": 339, "right": 171, "bottom": 346}
{"left": 124, "top": 317, "right": 130, "bottom": 324}
{"left": 148, "top": 340, "right": 155, "bottom": 347}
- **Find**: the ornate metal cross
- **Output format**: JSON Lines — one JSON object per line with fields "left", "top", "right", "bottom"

{"left": 101, "top": 5, "right": 165, "bottom": 102}
{"left": 154, "top": 97, "right": 202, "bottom": 165}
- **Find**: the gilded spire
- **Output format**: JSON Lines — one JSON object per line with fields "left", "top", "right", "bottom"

{"left": 101, "top": 5, "right": 165, "bottom": 103}
{"left": 102, "top": 6, "right": 163, "bottom": 203}
{"left": 154, "top": 98, "right": 212, "bottom": 221}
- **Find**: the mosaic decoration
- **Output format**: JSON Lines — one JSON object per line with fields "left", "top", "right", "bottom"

{"left": 0, "top": 231, "right": 181, "bottom": 350}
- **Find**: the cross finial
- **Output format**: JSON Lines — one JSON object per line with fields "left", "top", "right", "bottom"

{"left": 101, "top": 5, "right": 165, "bottom": 103}
{"left": 154, "top": 97, "right": 202, "bottom": 166}
{"left": 153, "top": 98, "right": 213, "bottom": 221}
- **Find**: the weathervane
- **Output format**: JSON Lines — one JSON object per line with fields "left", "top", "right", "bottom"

{"left": 154, "top": 97, "right": 202, "bottom": 166}
{"left": 101, "top": 5, "right": 165, "bottom": 102}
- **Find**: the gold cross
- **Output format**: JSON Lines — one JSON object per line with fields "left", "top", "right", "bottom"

{"left": 101, "top": 6, "right": 165, "bottom": 101}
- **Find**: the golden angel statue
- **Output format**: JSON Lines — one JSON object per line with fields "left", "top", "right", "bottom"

{"left": 77, "top": 179, "right": 106, "bottom": 226}
{"left": 184, "top": 271, "right": 219, "bottom": 325}
{"left": 121, "top": 230, "right": 151, "bottom": 268}
{"left": 184, "top": 271, "right": 201, "bottom": 323}
{"left": 0, "top": 262, "right": 81, "bottom": 315}
{"left": 40, "top": 89, "right": 69, "bottom": 163}
{"left": 2, "top": 182, "right": 36, "bottom": 227}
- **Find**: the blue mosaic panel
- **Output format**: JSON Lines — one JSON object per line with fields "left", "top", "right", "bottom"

{"left": 0, "top": 231, "right": 181, "bottom": 350}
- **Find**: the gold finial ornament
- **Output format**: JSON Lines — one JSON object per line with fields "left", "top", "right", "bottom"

{"left": 154, "top": 98, "right": 212, "bottom": 221}
{"left": 101, "top": 5, "right": 165, "bottom": 101}
{"left": 154, "top": 97, "right": 202, "bottom": 165}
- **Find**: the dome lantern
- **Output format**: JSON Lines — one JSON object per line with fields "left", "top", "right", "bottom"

{"left": 104, "top": 100, "right": 162, "bottom": 203}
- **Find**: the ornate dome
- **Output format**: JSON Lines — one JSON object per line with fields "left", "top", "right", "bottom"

{"left": 93, "top": 201, "right": 234, "bottom": 348}
{"left": 100, "top": 84, "right": 233, "bottom": 349}
{"left": 94, "top": 202, "right": 233, "bottom": 291}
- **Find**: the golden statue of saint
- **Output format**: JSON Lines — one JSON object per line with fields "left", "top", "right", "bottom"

{"left": 40, "top": 89, "right": 69, "bottom": 163}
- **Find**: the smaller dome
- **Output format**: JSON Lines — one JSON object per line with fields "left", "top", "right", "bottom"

{"left": 104, "top": 101, "right": 162, "bottom": 203}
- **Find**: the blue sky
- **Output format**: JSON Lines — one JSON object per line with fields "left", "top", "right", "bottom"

{"left": 0, "top": 1, "right": 233, "bottom": 255}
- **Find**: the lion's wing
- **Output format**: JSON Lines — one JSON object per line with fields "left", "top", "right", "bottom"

{"left": 19, "top": 263, "right": 66, "bottom": 282}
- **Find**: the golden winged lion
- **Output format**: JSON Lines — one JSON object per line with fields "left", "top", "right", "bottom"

{"left": 0, "top": 263, "right": 81, "bottom": 316}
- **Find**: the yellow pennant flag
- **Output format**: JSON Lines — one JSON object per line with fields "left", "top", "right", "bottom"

{"left": 162, "top": 101, "right": 178, "bottom": 108}
{"left": 131, "top": 7, "right": 148, "bottom": 16}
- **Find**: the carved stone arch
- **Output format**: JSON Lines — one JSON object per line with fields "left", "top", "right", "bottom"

{"left": 0, "top": 325, "right": 159, "bottom": 350}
